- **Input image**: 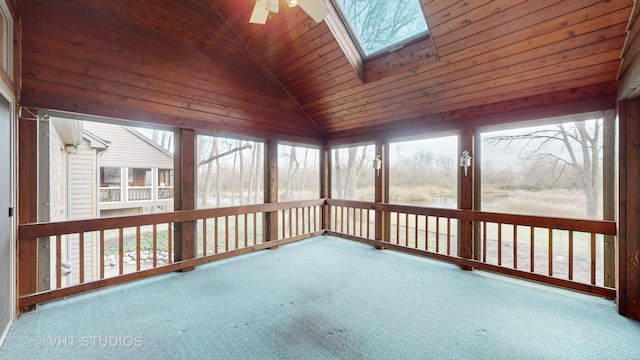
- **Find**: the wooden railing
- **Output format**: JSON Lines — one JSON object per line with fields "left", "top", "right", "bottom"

{"left": 325, "top": 199, "right": 617, "bottom": 299}
{"left": 17, "top": 199, "right": 324, "bottom": 311}
{"left": 18, "top": 198, "right": 617, "bottom": 311}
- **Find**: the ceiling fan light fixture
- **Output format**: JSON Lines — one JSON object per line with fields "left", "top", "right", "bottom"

{"left": 287, "top": 0, "right": 301, "bottom": 7}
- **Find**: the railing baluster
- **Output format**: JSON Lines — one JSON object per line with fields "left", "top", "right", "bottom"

{"left": 225, "top": 216, "right": 230, "bottom": 251}
{"left": 367, "top": 209, "right": 371, "bottom": 239}
{"left": 152, "top": 225, "right": 157, "bottom": 268}
{"left": 568, "top": 230, "right": 574, "bottom": 280}
{"left": 530, "top": 226, "right": 534, "bottom": 273}
{"left": 244, "top": 214, "right": 248, "bottom": 248}
{"left": 424, "top": 215, "right": 429, "bottom": 251}
{"left": 446, "top": 218, "right": 451, "bottom": 256}
{"left": 590, "top": 233, "right": 596, "bottom": 285}
{"left": 203, "top": 218, "right": 207, "bottom": 256}
{"left": 548, "top": 228, "right": 553, "bottom": 276}
{"left": 214, "top": 217, "right": 219, "bottom": 254}
{"left": 482, "top": 222, "right": 487, "bottom": 262}
{"left": 497, "top": 223, "right": 502, "bottom": 265}
{"left": 235, "top": 215, "right": 239, "bottom": 250}
{"left": 79, "top": 232, "right": 85, "bottom": 284}
{"left": 353, "top": 207, "right": 357, "bottom": 236}
{"left": 136, "top": 226, "right": 141, "bottom": 272}
{"left": 302, "top": 207, "right": 306, "bottom": 234}
{"left": 119, "top": 228, "right": 124, "bottom": 275}
{"left": 414, "top": 214, "right": 419, "bottom": 249}
{"left": 56, "top": 234, "right": 62, "bottom": 289}
{"left": 100, "top": 230, "right": 105, "bottom": 279}
{"left": 513, "top": 225, "right": 518, "bottom": 269}
{"left": 435, "top": 217, "right": 440, "bottom": 253}
{"left": 281, "top": 210, "right": 286, "bottom": 238}
{"left": 168, "top": 222, "right": 173, "bottom": 264}
{"left": 395, "top": 212, "right": 400, "bottom": 245}
{"left": 405, "top": 213, "right": 409, "bottom": 247}
{"left": 289, "top": 208, "right": 293, "bottom": 237}
{"left": 253, "top": 213, "right": 258, "bottom": 245}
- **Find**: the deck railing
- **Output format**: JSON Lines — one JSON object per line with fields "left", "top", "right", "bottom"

{"left": 18, "top": 198, "right": 616, "bottom": 311}
{"left": 325, "top": 199, "right": 616, "bottom": 299}
{"left": 17, "top": 200, "right": 323, "bottom": 311}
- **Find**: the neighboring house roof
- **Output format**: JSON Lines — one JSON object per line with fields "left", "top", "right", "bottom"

{"left": 124, "top": 126, "right": 173, "bottom": 158}
{"left": 82, "top": 121, "right": 173, "bottom": 169}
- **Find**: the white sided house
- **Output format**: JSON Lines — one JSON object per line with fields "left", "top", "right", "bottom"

{"left": 43, "top": 118, "right": 174, "bottom": 289}
{"left": 83, "top": 121, "right": 174, "bottom": 217}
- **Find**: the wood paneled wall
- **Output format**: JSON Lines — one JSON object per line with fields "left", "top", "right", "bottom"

{"left": 617, "top": 97, "right": 640, "bottom": 320}
{"left": 16, "top": 0, "right": 323, "bottom": 143}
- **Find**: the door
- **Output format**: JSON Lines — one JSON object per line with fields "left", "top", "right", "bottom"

{"left": 0, "top": 96, "right": 12, "bottom": 337}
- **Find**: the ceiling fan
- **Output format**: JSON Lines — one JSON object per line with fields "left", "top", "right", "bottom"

{"left": 250, "top": 0, "right": 329, "bottom": 24}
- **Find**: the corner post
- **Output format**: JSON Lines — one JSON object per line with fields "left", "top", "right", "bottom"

{"left": 374, "top": 140, "right": 389, "bottom": 247}
{"left": 17, "top": 115, "right": 39, "bottom": 311}
{"left": 458, "top": 129, "right": 474, "bottom": 270}
{"left": 602, "top": 109, "right": 615, "bottom": 288}
{"left": 320, "top": 146, "right": 331, "bottom": 231}
{"left": 617, "top": 99, "right": 640, "bottom": 320}
{"left": 264, "top": 140, "right": 279, "bottom": 247}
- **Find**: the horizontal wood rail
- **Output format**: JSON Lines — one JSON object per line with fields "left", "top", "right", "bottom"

{"left": 326, "top": 199, "right": 617, "bottom": 299}
{"left": 18, "top": 200, "right": 324, "bottom": 311}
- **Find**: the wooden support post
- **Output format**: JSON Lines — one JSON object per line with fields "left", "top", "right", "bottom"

{"left": 174, "top": 129, "right": 196, "bottom": 271}
{"left": 17, "top": 117, "right": 38, "bottom": 311}
{"left": 264, "top": 140, "right": 279, "bottom": 248}
{"left": 374, "top": 140, "right": 389, "bottom": 248}
{"left": 458, "top": 129, "right": 474, "bottom": 271}
{"left": 320, "top": 146, "right": 330, "bottom": 231}
{"left": 602, "top": 110, "right": 615, "bottom": 288}
{"left": 617, "top": 99, "right": 640, "bottom": 320}
{"left": 473, "top": 128, "right": 482, "bottom": 261}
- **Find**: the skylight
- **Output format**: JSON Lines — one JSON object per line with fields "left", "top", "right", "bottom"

{"left": 332, "top": 0, "right": 429, "bottom": 58}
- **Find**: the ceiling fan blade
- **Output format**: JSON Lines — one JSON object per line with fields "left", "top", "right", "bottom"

{"left": 298, "top": 0, "right": 328, "bottom": 23}
{"left": 249, "top": 0, "right": 269, "bottom": 24}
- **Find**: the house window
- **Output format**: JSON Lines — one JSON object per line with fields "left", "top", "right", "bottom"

{"left": 100, "top": 167, "right": 122, "bottom": 203}
{"left": 331, "top": 0, "right": 429, "bottom": 58}
{"left": 127, "top": 168, "right": 152, "bottom": 201}
{"left": 158, "top": 169, "right": 174, "bottom": 200}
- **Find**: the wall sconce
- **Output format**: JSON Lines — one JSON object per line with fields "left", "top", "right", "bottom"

{"left": 460, "top": 150, "right": 472, "bottom": 176}
{"left": 373, "top": 155, "right": 382, "bottom": 176}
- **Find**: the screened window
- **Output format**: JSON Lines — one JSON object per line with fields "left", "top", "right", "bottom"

{"left": 196, "top": 135, "right": 264, "bottom": 208}
{"left": 331, "top": 145, "right": 375, "bottom": 201}
{"left": 278, "top": 145, "right": 320, "bottom": 201}
{"left": 480, "top": 117, "right": 604, "bottom": 220}
{"left": 332, "top": 0, "right": 429, "bottom": 57}
{"left": 389, "top": 136, "right": 458, "bottom": 208}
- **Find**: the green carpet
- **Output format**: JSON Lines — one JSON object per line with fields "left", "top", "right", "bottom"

{"left": 1, "top": 236, "right": 639, "bottom": 359}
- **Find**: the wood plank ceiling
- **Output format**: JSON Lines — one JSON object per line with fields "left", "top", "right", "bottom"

{"left": 16, "top": 0, "right": 634, "bottom": 144}
{"left": 212, "top": 0, "right": 633, "bottom": 142}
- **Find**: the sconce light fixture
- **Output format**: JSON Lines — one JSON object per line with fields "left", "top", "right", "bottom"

{"left": 373, "top": 155, "right": 382, "bottom": 176}
{"left": 460, "top": 150, "right": 472, "bottom": 176}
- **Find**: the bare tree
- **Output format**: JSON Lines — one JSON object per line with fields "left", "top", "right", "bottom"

{"left": 340, "top": 0, "right": 427, "bottom": 54}
{"left": 485, "top": 118, "right": 603, "bottom": 218}
{"left": 197, "top": 137, "right": 252, "bottom": 207}
{"left": 333, "top": 146, "right": 371, "bottom": 199}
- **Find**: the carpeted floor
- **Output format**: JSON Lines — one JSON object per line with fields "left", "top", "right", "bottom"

{"left": 1, "top": 235, "right": 639, "bottom": 360}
